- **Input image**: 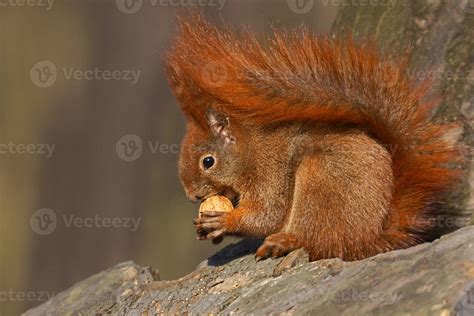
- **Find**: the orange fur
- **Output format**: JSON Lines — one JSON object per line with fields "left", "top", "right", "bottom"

{"left": 166, "top": 14, "right": 464, "bottom": 260}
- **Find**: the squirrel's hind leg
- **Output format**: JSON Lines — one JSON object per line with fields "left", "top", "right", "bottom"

{"left": 278, "top": 133, "right": 394, "bottom": 261}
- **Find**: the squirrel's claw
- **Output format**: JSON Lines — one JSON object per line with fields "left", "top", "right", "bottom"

{"left": 207, "top": 229, "right": 226, "bottom": 240}
{"left": 256, "top": 233, "right": 301, "bottom": 261}
{"left": 194, "top": 211, "right": 228, "bottom": 241}
{"left": 212, "top": 236, "right": 224, "bottom": 244}
{"left": 255, "top": 254, "right": 267, "bottom": 262}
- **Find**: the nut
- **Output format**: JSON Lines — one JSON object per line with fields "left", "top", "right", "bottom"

{"left": 199, "top": 195, "right": 234, "bottom": 217}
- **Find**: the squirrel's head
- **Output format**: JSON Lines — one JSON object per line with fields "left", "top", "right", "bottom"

{"left": 178, "top": 109, "right": 245, "bottom": 204}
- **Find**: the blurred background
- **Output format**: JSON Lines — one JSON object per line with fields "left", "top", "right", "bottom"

{"left": 0, "top": 0, "right": 338, "bottom": 314}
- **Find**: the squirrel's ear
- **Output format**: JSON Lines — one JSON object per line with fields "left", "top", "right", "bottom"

{"left": 206, "top": 109, "right": 236, "bottom": 146}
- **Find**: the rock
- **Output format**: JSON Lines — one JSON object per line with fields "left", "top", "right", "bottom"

{"left": 24, "top": 227, "right": 474, "bottom": 315}
{"left": 272, "top": 248, "right": 309, "bottom": 277}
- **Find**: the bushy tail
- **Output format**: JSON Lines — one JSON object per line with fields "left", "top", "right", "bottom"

{"left": 166, "top": 14, "right": 465, "bottom": 248}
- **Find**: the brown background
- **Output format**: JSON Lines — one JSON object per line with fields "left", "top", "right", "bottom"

{"left": 0, "top": 0, "right": 338, "bottom": 314}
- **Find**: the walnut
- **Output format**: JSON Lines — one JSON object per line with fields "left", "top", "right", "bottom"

{"left": 199, "top": 195, "right": 234, "bottom": 217}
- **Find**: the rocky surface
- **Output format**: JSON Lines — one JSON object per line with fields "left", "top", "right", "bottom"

{"left": 25, "top": 226, "right": 474, "bottom": 315}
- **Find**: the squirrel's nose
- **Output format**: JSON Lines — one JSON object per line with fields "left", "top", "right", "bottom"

{"left": 190, "top": 195, "right": 203, "bottom": 203}
{"left": 184, "top": 185, "right": 213, "bottom": 203}
{"left": 185, "top": 189, "right": 203, "bottom": 203}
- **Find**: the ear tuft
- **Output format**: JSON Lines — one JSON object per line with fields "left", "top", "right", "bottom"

{"left": 207, "top": 110, "right": 236, "bottom": 145}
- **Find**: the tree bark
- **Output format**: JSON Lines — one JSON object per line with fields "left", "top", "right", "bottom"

{"left": 24, "top": 227, "right": 474, "bottom": 315}
{"left": 333, "top": 0, "right": 474, "bottom": 225}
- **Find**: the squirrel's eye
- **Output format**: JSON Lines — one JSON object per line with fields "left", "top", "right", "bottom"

{"left": 202, "top": 156, "right": 215, "bottom": 170}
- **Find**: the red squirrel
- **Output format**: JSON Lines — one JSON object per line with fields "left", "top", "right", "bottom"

{"left": 165, "top": 14, "right": 464, "bottom": 261}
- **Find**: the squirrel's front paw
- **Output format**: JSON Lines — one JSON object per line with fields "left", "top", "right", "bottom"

{"left": 256, "top": 232, "right": 302, "bottom": 261}
{"left": 193, "top": 211, "right": 229, "bottom": 242}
